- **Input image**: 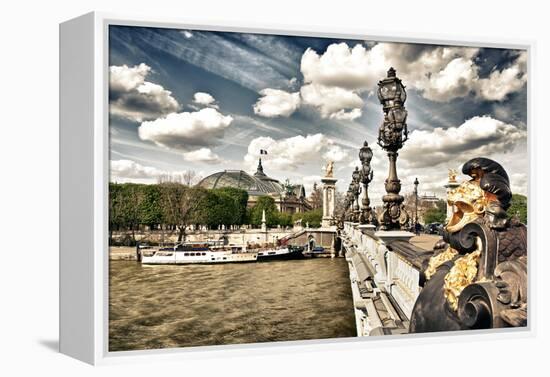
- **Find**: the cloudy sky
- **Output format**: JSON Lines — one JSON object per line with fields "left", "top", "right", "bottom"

{"left": 109, "top": 25, "right": 528, "bottom": 205}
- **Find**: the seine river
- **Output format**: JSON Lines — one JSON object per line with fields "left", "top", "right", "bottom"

{"left": 109, "top": 258, "right": 356, "bottom": 351}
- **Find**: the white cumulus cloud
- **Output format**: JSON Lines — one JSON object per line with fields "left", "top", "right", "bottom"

{"left": 257, "top": 42, "right": 524, "bottom": 120}
{"left": 244, "top": 133, "right": 350, "bottom": 171}
{"left": 253, "top": 88, "right": 301, "bottom": 118}
{"left": 193, "top": 92, "right": 218, "bottom": 108}
{"left": 110, "top": 159, "right": 166, "bottom": 180}
{"left": 182, "top": 147, "right": 222, "bottom": 164}
{"left": 301, "top": 43, "right": 374, "bottom": 90}
{"left": 476, "top": 51, "right": 528, "bottom": 101}
{"left": 329, "top": 108, "right": 363, "bottom": 121}
{"left": 109, "top": 63, "right": 180, "bottom": 122}
{"left": 301, "top": 174, "right": 324, "bottom": 194}
{"left": 322, "top": 144, "right": 349, "bottom": 162}
{"left": 418, "top": 57, "right": 478, "bottom": 101}
{"left": 300, "top": 84, "right": 363, "bottom": 119}
{"left": 400, "top": 115, "right": 527, "bottom": 168}
{"left": 138, "top": 107, "right": 233, "bottom": 150}
{"left": 299, "top": 42, "right": 527, "bottom": 106}
{"left": 110, "top": 159, "right": 203, "bottom": 183}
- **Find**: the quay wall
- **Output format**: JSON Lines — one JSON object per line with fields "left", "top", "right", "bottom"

{"left": 111, "top": 229, "right": 294, "bottom": 246}
{"left": 110, "top": 227, "right": 338, "bottom": 258}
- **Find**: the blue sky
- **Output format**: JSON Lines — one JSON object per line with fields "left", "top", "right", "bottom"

{"left": 108, "top": 25, "right": 528, "bottom": 204}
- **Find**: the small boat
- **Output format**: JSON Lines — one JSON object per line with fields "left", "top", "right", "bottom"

{"left": 141, "top": 242, "right": 257, "bottom": 265}
{"left": 303, "top": 245, "right": 327, "bottom": 258}
{"left": 257, "top": 245, "right": 305, "bottom": 261}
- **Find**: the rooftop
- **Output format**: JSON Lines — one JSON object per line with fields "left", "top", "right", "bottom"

{"left": 197, "top": 159, "right": 284, "bottom": 196}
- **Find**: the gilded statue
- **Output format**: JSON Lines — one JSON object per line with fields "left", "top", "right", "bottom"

{"left": 410, "top": 157, "right": 527, "bottom": 332}
{"left": 325, "top": 161, "right": 334, "bottom": 178}
{"left": 448, "top": 168, "right": 458, "bottom": 183}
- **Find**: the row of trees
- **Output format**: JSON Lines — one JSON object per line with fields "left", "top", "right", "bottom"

{"left": 110, "top": 183, "right": 249, "bottom": 242}
{"left": 109, "top": 183, "right": 323, "bottom": 244}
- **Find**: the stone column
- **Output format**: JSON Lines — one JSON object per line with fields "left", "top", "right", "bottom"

{"left": 321, "top": 176, "right": 338, "bottom": 228}
{"left": 261, "top": 209, "right": 267, "bottom": 232}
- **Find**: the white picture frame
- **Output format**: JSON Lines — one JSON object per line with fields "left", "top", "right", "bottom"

{"left": 60, "top": 11, "right": 535, "bottom": 365}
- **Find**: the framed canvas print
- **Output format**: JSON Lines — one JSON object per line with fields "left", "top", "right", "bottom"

{"left": 60, "top": 12, "right": 533, "bottom": 365}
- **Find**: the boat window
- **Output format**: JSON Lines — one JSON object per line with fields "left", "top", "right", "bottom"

{"left": 268, "top": 252, "right": 276, "bottom": 255}
{"left": 223, "top": 257, "right": 227, "bottom": 260}
{"left": 202, "top": 252, "right": 206, "bottom": 256}
{"left": 184, "top": 253, "right": 189, "bottom": 256}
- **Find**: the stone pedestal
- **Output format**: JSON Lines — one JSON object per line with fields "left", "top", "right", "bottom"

{"left": 358, "top": 224, "right": 376, "bottom": 235}
{"left": 321, "top": 177, "right": 338, "bottom": 228}
{"left": 374, "top": 230, "right": 415, "bottom": 244}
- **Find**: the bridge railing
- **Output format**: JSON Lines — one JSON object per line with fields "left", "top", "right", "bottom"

{"left": 341, "top": 222, "right": 432, "bottom": 336}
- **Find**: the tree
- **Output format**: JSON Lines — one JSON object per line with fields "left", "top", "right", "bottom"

{"left": 214, "top": 187, "right": 249, "bottom": 225}
{"left": 423, "top": 199, "right": 447, "bottom": 224}
{"left": 189, "top": 187, "right": 249, "bottom": 228}
{"left": 182, "top": 170, "right": 202, "bottom": 186}
{"left": 157, "top": 170, "right": 202, "bottom": 186}
{"left": 140, "top": 184, "right": 163, "bottom": 228}
{"left": 159, "top": 183, "right": 207, "bottom": 242}
{"left": 249, "top": 196, "right": 279, "bottom": 227}
{"left": 293, "top": 208, "right": 323, "bottom": 228}
{"left": 276, "top": 212, "right": 293, "bottom": 228}
{"left": 109, "top": 183, "right": 146, "bottom": 244}
{"left": 333, "top": 191, "right": 346, "bottom": 218}
{"left": 507, "top": 193, "right": 527, "bottom": 224}
{"left": 308, "top": 183, "right": 323, "bottom": 209}
{"left": 109, "top": 183, "right": 124, "bottom": 243}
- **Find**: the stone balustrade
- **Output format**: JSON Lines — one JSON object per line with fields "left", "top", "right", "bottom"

{"left": 341, "top": 221, "right": 432, "bottom": 336}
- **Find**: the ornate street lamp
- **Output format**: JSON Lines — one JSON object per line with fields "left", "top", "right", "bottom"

{"left": 358, "top": 141, "right": 374, "bottom": 224}
{"left": 351, "top": 166, "right": 361, "bottom": 222}
{"left": 377, "top": 67, "right": 410, "bottom": 230}
{"left": 345, "top": 187, "right": 353, "bottom": 221}
{"left": 414, "top": 177, "right": 419, "bottom": 234}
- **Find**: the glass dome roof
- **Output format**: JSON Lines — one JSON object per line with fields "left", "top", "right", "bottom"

{"left": 197, "top": 170, "right": 283, "bottom": 195}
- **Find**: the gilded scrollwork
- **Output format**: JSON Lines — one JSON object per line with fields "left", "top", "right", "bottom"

{"left": 410, "top": 157, "right": 528, "bottom": 333}
{"left": 425, "top": 246, "right": 458, "bottom": 281}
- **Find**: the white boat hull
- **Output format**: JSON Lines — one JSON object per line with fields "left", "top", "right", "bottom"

{"left": 141, "top": 250, "right": 258, "bottom": 265}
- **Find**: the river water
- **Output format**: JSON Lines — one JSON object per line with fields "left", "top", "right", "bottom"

{"left": 109, "top": 258, "right": 356, "bottom": 351}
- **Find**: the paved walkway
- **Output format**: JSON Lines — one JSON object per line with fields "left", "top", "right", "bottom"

{"left": 409, "top": 234, "right": 442, "bottom": 251}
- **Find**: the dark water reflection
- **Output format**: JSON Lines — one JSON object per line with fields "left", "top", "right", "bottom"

{"left": 109, "top": 258, "right": 356, "bottom": 351}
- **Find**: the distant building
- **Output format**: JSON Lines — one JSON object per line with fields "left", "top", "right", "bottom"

{"left": 419, "top": 193, "right": 440, "bottom": 205}
{"left": 196, "top": 158, "right": 312, "bottom": 214}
